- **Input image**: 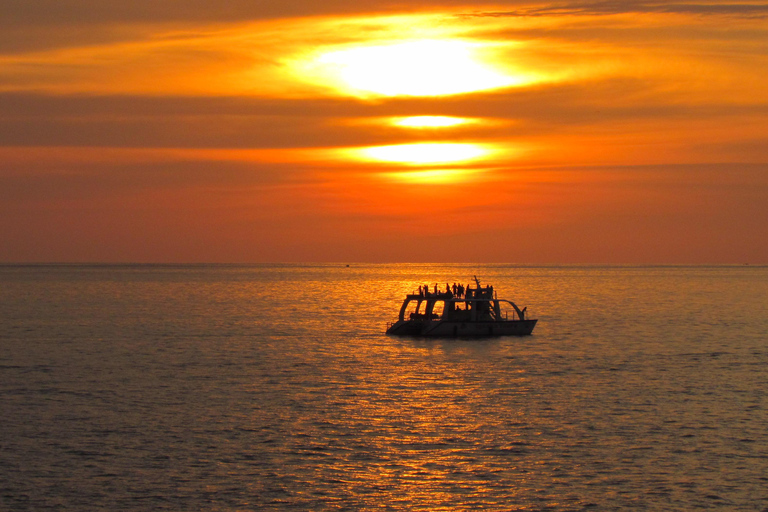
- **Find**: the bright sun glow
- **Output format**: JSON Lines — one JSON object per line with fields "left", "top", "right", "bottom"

{"left": 390, "top": 116, "right": 477, "bottom": 128}
{"left": 381, "top": 169, "right": 485, "bottom": 184}
{"left": 355, "top": 142, "right": 493, "bottom": 165}
{"left": 297, "top": 39, "right": 535, "bottom": 98}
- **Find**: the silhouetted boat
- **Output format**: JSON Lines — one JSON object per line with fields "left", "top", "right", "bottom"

{"left": 386, "top": 276, "right": 537, "bottom": 337}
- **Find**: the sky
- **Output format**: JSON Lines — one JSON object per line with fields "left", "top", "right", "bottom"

{"left": 1, "top": 1, "right": 767, "bottom": 263}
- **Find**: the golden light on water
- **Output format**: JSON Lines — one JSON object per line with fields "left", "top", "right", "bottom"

{"left": 295, "top": 39, "right": 537, "bottom": 98}
{"left": 390, "top": 116, "right": 478, "bottom": 129}
{"left": 354, "top": 142, "right": 494, "bottom": 166}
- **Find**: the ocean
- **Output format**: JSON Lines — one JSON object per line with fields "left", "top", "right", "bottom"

{"left": 1, "top": 264, "right": 767, "bottom": 510}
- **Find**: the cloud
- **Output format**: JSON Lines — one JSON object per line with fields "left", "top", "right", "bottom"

{"left": 1, "top": 2, "right": 767, "bottom": 262}
{"left": 463, "top": 1, "right": 768, "bottom": 18}
{"left": 2, "top": 158, "right": 765, "bottom": 262}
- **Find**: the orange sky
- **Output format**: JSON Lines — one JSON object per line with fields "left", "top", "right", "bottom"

{"left": 1, "top": 1, "right": 767, "bottom": 263}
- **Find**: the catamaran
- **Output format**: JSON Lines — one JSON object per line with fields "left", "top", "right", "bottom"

{"left": 386, "top": 276, "right": 537, "bottom": 337}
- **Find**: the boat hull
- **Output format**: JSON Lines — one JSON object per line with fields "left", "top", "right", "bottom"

{"left": 386, "top": 318, "right": 537, "bottom": 337}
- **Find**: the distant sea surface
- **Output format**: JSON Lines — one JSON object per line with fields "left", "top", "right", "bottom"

{"left": 2, "top": 264, "right": 767, "bottom": 511}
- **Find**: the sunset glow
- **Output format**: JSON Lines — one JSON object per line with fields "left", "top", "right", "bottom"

{"left": 0, "top": 3, "right": 767, "bottom": 263}
{"left": 355, "top": 143, "right": 495, "bottom": 166}
{"left": 295, "top": 39, "right": 536, "bottom": 98}
{"left": 390, "top": 116, "right": 479, "bottom": 129}
{"left": 380, "top": 169, "right": 486, "bottom": 184}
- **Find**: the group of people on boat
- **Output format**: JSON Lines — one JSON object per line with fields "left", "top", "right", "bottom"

{"left": 388, "top": 276, "right": 536, "bottom": 336}
{"left": 418, "top": 282, "right": 493, "bottom": 299}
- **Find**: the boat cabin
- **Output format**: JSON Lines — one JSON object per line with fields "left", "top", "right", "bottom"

{"left": 396, "top": 283, "right": 527, "bottom": 324}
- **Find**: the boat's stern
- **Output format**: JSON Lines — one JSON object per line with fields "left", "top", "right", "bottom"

{"left": 385, "top": 319, "right": 424, "bottom": 335}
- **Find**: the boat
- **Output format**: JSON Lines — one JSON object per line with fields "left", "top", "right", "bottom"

{"left": 385, "top": 276, "right": 537, "bottom": 337}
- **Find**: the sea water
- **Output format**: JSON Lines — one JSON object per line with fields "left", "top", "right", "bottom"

{"left": 1, "top": 264, "right": 767, "bottom": 511}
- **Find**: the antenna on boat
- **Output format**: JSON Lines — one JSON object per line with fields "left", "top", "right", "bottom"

{"left": 473, "top": 275, "right": 481, "bottom": 288}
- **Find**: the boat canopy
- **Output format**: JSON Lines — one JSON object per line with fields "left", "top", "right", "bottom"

{"left": 396, "top": 293, "right": 526, "bottom": 322}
